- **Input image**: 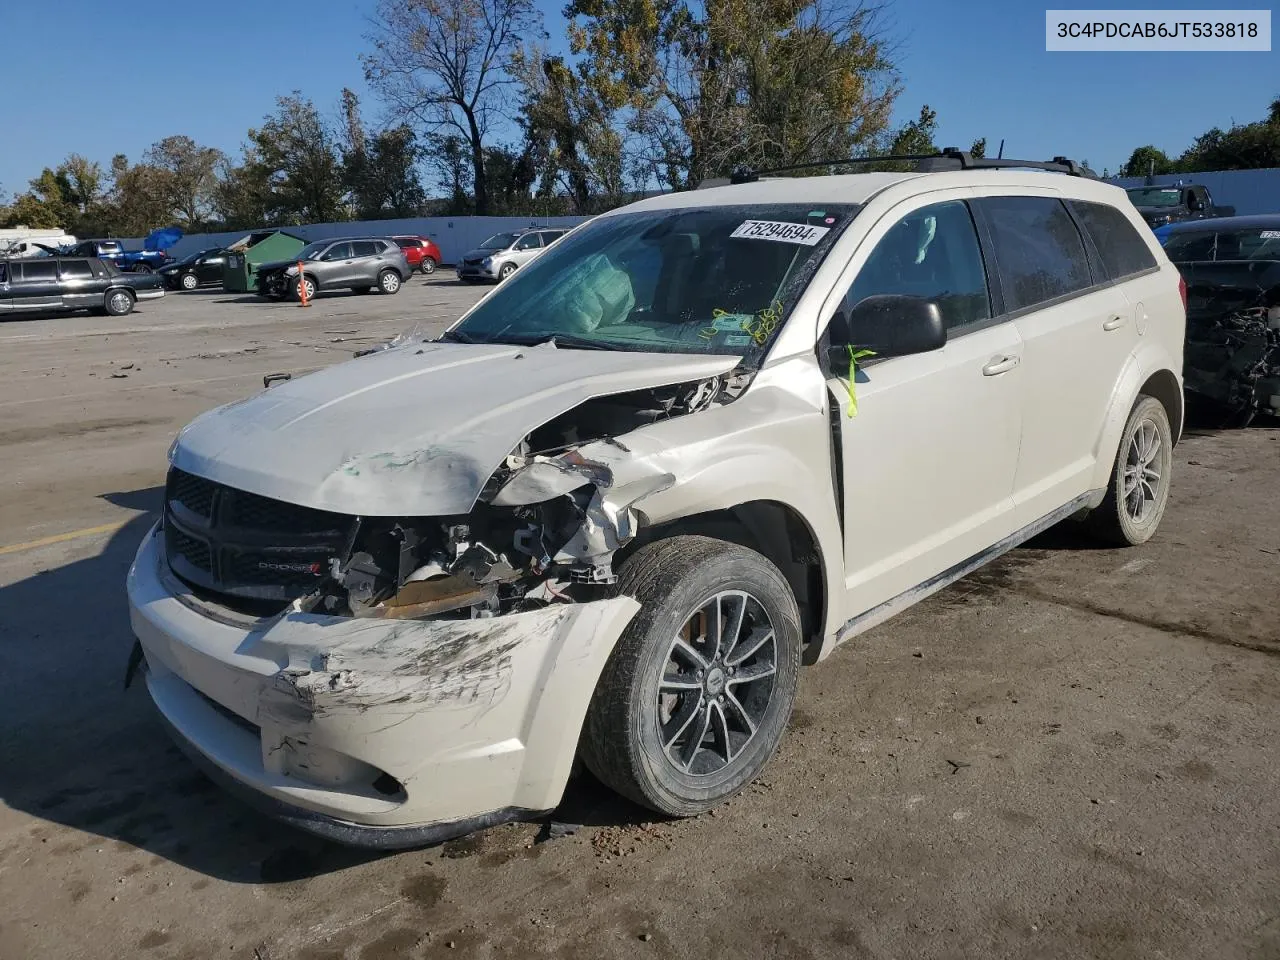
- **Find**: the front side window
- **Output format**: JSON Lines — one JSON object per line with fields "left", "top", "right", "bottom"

{"left": 978, "top": 196, "right": 1093, "bottom": 312}
{"left": 0, "top": 263, "right": 7, "bottom": 283}
{"left": 322, "top": 242, "right": 353, "bottom": 261}
{"left": 295, "top": 241, "right": 329, "bottom": 260}
{"left": 452, "top": 204, "right": 857, "bottom": 360}
{"left": 1072, "top": 200, "right": 1158, "bottom": 279}
{"left": 515, "top": 233, "right": 542, "bottom": 250}
{"left": 845, "top": 200, "right": 991, "bottom": 330}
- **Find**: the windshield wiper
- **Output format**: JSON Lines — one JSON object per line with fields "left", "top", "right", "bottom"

{"left": 438, "top": 329, "right": 483, "bottom": 344}
{"left": 508, "top": 333, "right": 614, "bottom": 351}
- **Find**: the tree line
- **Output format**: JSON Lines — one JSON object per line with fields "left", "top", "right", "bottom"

{"left": 3, "top": 0, "right": 994, "bottom": 237}
{"left": 1120, "top": 97, "right": 1280, "bottom": 178}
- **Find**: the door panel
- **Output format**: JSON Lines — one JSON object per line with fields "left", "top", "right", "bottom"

{"left": 832, "top": 323, "right": 1023, "bottom": 616}
{"left": 198, "top": 255, "right": 225, "bottom": 283}
{"left": 10, "top": 261, "right": 62, "bottom": 310}
{"left": 827, "top": 197, "right": 1023, "bottom": 618}
{"left": 974, "top": 195, "right": 1137, "bottom": 526}
{"left": 0, "top": 262, "right": 11, "bottom": 311}
{"left": 58, "top": 259, "right": 98, "bottom": 310}
{"left": 319, "top": 242, "right": 354, "bottom": 287}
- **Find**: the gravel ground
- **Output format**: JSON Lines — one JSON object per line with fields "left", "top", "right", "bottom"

{"left": 1, "top": 280, "right": 1277, "bottom": 960}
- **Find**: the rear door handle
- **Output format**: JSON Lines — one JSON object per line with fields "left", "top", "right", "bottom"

{"left": 1103, "top": 314, "right": 1127, "bottom": 331}
{"left": 982, "top": 355, "right": 1020, "bottom": 376}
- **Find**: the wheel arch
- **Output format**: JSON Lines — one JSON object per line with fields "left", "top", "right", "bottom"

{"left": 1089, "top": 348, "right": 1184, "bottom": 494}
{"left": 1140, "top": 368, "right": 1184, "bottom": 444}
{"left": 628, "top": 499, "right": 828, "bottom": 666}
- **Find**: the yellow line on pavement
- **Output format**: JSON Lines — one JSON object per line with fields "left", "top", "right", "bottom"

{"left": 0, "top": 520, "right": 132, "bottom": 557}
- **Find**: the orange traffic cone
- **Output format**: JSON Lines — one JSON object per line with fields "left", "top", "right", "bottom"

{"left": 297, "top": 261, "right": 310, "bottom": 308}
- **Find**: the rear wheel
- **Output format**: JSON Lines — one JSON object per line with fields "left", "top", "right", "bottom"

{"left": 104, "top": 289, "right": 135, "bottom": 316}
{"left": 580, "top": 536, "right": 802, "bottom": 817}
{"left": 419, "top": 257, "right": 437, "bottom": 276}
{"left": 1085, "top": 395, "right": 1173, "bottom": 546}
{"left": 378, "top": 269, "right": 401, "bottom": 294}
{"left": 132, "top": 264, "right": 153, "bottom": 275}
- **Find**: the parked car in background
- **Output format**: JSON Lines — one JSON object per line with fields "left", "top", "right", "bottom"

{"left": 0, "top": 256, "right": 164, "bottom": 316}
{"left": 456, "top": 227, "right": 569, "bottom": 282}
{"left": 256, "top": 238, "right": 411, "bottom": 300}
{"left": 391, "top": 236, "right": 443, "bottom": 275}
{"left": 1126, "top": 183, "right": 1234, "bottom": 229}
{"left": 1161, "top": 215, "right": 1280, "bottom": 426}
{"left": 70, "top": 239, "right": 125, "bottom": 261}
{"left": 159, "top": 248, "right": 230, "bottom": 290}
{"left": 128, "top": 156, "right": 1185, "bottom": 848}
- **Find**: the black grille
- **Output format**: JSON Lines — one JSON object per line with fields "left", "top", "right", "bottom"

{"left": 163, "top": 467, "right": 354, "bottom": 605}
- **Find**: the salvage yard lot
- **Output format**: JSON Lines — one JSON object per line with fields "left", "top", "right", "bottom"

{"left": 1, "top": 282, "right": 1278, "bottom": 960}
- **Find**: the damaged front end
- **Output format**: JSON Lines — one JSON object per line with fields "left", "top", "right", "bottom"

{"left": 164, "top": 371, "right": 745, "bottom": 627}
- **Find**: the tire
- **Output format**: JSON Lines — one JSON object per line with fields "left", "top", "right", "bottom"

{"left": 294, "top": 275, "right": 317, "bottom": 302}
{"left": 180, "top": 272, "right": 199, "bottom": 291}
{"left": 498, "top": 262, "right": 517, "bottom": 280}
{"left": 580, "top": 536, "right": 802, "bottom": 817}
{"left": 378, "top": 269, "right": 401, "bottom": 295}
{"left": 419, "top": 257, "right": 437, "bottom": 276}
{"left": 1085, "top": 395, "right": 1174, "bottom": 546}
{"left": 132, "top": 264, "right": 153, "bottom": 275}
{"left": 352, "top": 285, "right": 372, "bottom": 295}
{"left": 104, "top": 289, "right": 135, "bottom": 316}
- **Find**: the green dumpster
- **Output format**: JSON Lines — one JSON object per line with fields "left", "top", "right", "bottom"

{"left": 221, "top": 230, "right": 306, "bottom": 292}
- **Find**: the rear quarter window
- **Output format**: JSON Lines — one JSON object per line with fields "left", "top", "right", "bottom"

{"left": 977, "top": 196, "right": 1093, "bottom": 312}
{"left": 1071, "top": 200, "right": 1158, "bottom": 279}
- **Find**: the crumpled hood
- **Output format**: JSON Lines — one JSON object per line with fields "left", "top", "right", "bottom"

{"left": 256, "top": 258, "right": 303, "bottom": 272}
{"left": 170, "top": 341, "right": 740, "bottom": 517}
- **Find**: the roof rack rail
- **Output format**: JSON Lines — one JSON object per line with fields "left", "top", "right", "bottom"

{"left": 712, "top": 149, "right": 1097, "bottom": 187}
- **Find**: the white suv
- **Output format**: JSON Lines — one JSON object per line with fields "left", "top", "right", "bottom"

{"left": 127, "top": 156, "right": 1185, "bottom": 847}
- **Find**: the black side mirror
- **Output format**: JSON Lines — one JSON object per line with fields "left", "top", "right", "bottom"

{"left": 827, "top": 294, "right": 947, "bottom": 369}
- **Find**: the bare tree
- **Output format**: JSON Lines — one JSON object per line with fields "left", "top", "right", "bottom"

{"left": 362, "top": 0, "right": 542, "bottom": 214}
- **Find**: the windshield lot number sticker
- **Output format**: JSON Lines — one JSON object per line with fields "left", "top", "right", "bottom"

{"left": 1261, "top": 231, "right": 1280, "bottom": 240}
{"left": 731, "top": 220, "right": 830, "bottom": 246}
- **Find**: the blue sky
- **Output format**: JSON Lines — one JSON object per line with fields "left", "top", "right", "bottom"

{"left": 1, "top": 0, "right": 1275, "bottom": 195}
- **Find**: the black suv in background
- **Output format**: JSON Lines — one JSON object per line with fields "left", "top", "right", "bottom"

{"left": 0, "top": 257, "right": 165, "bottom": 317}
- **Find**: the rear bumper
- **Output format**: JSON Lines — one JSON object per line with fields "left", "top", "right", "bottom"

{"left": 136, "top": 288, "right": 165, "bottom": 300}
{"left": 126, "top": 526, "right": 640, "bottom": 846}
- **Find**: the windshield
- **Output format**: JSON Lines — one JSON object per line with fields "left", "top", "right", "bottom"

{"left": 479, "top": 233, "right": 519, "bottom": 249}
{"left": 1164, "top": 227, "right": 1280, "bottom": 262}
{"left": 1127, "top": 188, "right": 1183, "bottom": 208}
{"left": 451, "top": 204, "right": 857, "bottom": 360}
{"left": 296, "top": 241, "right": 329, "bottom": 260}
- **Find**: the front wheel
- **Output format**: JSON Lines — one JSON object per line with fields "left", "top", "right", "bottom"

{"left": 419, "top": 257, "right": 437, "bottom": 276}
{"left": 1085, "top": 395, "right": 1174, "bottom": 545}
{"left": 580, "top": 536, "right": 802, "bottom": 817}
{"left": 498, "top": 262, "right": 517, "bottom": 281}
{"left": 180, "top": 272, "right": 199, "bottom": 291}
{"left": 378, "top": 269, "right": 401, "bottom": 294}
{"left": 294, "top": 275, "right": 316, "bottom": 301}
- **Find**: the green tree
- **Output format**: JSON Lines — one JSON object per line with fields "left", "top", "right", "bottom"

{"left": 246, "top": 93, "right": 347, "bottom": 223}
{"left": 106, "top": 154, "right": 172, "bottom": 237}
{"left": 514, "top": 49, "right": 624, "bottom": 212}
{"left": 212, "top": 149, "right": 276, "bottom": 229}
{"left": 144, "top": 136, "right": 225, "bottom": 227}
{"left": 969, "top": 137, "right": 986, "bottom": 159}
{"left": 363, "top": 0, "right": 543, "bottom": 215}
{"left": 565, "top": 0, "right": 899, "bottom": 190}
{"left": 424, "top": 135, "right": 475, "bottom": 214}
{"left": 1121, "top": 145, "right": 1174, "bottom": 177}
{"left": 339, "top": 90, "right": 428, "bottom": 219}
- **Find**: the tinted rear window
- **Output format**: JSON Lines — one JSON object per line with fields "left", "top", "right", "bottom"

{"left": 1072, "top": 201, "right": 1158, "bottom": 279}
{"left": 352, "top": 241, "right": 380, "bottom": 258}
{"left": 59, "top": 259, "right": 93, "bottom": 279}
{"left": 17, "top": 260, "right": 57, "bottom": 282}
{"left": 978, "top": 197, "right": 1093, "bottom": 312}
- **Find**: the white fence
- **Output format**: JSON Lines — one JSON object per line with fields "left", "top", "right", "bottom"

{"left": 121, "top": 215, "right": 593, "bottom": 263}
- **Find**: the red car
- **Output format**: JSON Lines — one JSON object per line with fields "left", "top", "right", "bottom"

{"left": 391, "top": 236, "right": 443, "bottom": 275}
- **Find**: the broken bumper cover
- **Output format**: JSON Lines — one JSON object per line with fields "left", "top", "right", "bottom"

{"left": 126, "top": 525, "right": 640, "bottom": 848}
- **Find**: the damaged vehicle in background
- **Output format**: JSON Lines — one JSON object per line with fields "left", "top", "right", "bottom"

{"left": 1162, "top": 215, "right": 1280, "bottom": 427}
{"left": 127, "top": 154, "right": 1185, "bottom": 848}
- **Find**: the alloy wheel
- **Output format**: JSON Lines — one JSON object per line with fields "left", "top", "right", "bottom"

{"left": 1123, "top": 418, "right": 1163, "bottom": 523}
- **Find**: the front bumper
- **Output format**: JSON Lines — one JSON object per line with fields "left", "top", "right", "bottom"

{"left": 126, "top": 525, "right": 640, "bottom": 847}
{"left": 456, "top": 262, "right": 498, "bottom": 280}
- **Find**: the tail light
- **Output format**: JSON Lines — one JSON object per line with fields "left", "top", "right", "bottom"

{"left": 1177, "top": 275, "right": 1187, "bottom": 313}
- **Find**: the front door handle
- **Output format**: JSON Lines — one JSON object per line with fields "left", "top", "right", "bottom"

{"left": 982, "top": 355, "right": 1020, "bottom": 376}
{"left": 1103, "top": 314, "right": 1127, "bottom": 331}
